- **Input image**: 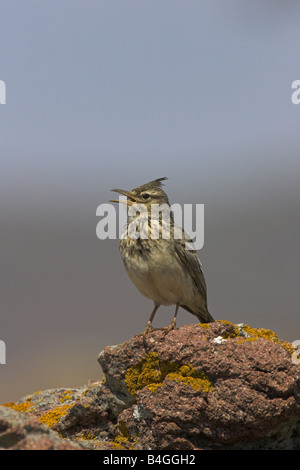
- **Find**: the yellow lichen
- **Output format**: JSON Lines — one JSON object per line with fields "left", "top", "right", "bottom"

{"left": 198, "top": 323, "right": 210, "bottom": 329}
{"left": 58, "top": 390, "right": 74, "bottom": 403}
{"left": 209, "top": 321, "right": 294, "bottom": 356}
{"left": 219, "top": 320, "right": 240, "bottom": 338}
{"left": 2, "top": 399, "right": 33, "bottom": 413}
{"left": 167, "top": 364, "right": 213, "bottom": 392}
{"left": 79, "top": 432, "right": 96, "bottom": 441}
{"left": 112, "top": 420, "right": 138, "bottom": 450}
{"left": 38, "top": 405, "right": 72, "bottom": 428}
{"left": 237, "top": 324, "right": 294, "bottom": 354}
{"left": 125, "top": 352, "right": 162, "bottom": 397}
{"left": 125, "top": 352, "right": 213, "bottom": 397}
{"left": 242, "top": 325, "right": 279, "bottom": 342}
{"left": 112, "top": 436, "right": 128, "bottom": 449}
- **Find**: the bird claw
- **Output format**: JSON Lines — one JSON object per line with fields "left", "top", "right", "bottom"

{"left": 143, "top": 322, "right": 154, "bottom": 336}
{"left": 142, "top": 319, "right": 177, "bottom": 337}
{"left": 162, "top": 319, "right": 177, "bottom": 335}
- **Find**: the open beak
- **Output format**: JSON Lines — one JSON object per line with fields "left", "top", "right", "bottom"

{"left": 110, "top": 189, "right": 137, "bottom": 205}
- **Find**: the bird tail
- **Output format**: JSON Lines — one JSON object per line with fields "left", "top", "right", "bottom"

{"left": 180, "top": 304, "right": 215, "bottom": 324}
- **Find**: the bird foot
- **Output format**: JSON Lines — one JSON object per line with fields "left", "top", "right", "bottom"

{"left": 143, "top": 320, "right": 177, "bottom": 337}
{"left": 143, "top": 322, "right": 154, "bottom": 337}
{"left": 162, "top": 319, "right": 177, "bottom": 335}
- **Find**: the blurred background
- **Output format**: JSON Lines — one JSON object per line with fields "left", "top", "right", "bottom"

{"left": 1, "top": 0, "right": 299, "bottom": 403}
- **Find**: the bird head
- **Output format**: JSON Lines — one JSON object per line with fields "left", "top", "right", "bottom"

{"left": 110, "top": 177, "right": 170, "bottom": 207}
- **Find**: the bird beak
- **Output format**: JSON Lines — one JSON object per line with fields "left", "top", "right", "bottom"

{"left": 110, "top": 189, "right": 137, "bottom": 205}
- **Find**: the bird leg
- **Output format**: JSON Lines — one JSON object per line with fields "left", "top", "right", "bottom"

{"left": 143, "top": 304, "right": 160, "bottom": 336}
{"left": 163, "top": 303, "right": 179, "bottom": 334}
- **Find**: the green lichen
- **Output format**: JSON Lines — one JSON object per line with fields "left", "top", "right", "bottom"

{"left": 125, "top": 352, "right": 213, "bottom": 397}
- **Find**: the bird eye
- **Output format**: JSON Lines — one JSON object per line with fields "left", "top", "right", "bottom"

{"left": 142, "top": 193, "right": 150, "bottom": 200}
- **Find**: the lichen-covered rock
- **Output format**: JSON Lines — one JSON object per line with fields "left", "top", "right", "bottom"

{"left": 0, "top": 405, "right": 82, "bottom": 450}
{"left": 2, "top": 321, "right": 300, "bottom": 450}
{"left": 98, "top": 321, "right": 300, "bottom": 450}
{"left": 2, "top": 384, "right": 121, "bottom": 449}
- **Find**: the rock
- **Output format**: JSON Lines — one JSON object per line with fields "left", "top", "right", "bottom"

{"left": 2, "top": 321, "right": 300, "bottom": 450}
{"left": 97, "top": 321, "right": 300, "bottom": 450}
{"left": 0, "top": 405, "right": 81, "bottom": 450}
{"left": 1, "top": 384, "right": 119, "bottom": 449}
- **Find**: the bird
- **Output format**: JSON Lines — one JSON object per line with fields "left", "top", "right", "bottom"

{"left": 110, "top": 177, "right": 214, "bottom": 335}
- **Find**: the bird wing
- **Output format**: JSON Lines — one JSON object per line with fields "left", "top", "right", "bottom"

{"left": 174, "top": 233, "right": 208, "bottom": 303}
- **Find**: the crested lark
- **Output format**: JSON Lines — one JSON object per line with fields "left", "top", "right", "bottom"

{"left": 110, "top": 177, "right": 214, "bottom": 334}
